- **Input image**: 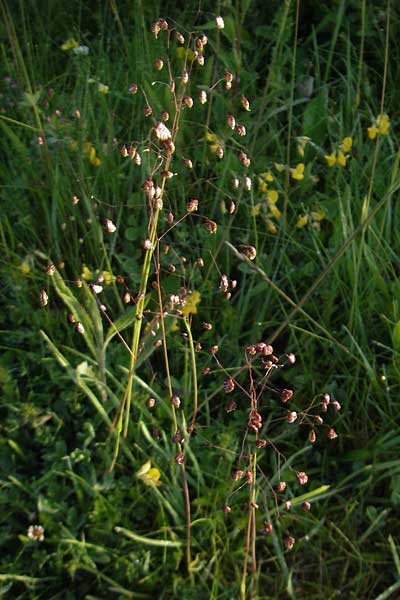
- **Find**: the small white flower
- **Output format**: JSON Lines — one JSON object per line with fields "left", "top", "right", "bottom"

{"left": 91, "top": 284, "right": 103, "bottom": 294}
{"left": 72, "top": 45, "right": 90, "bottom": 56}
{"left": 155, "top": 122, "right": 172, "bottom": 141}
{"left": 104, "top": 218, "right": 116, "bottom": 233}
{"left": 27, "top": 525, "right": 45, "bottom": 542}
{"left": 216, "top": 16, "right": 225, "bottom": 29}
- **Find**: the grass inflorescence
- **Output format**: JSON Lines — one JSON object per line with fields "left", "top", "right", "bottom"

{"left": 1, "top": 1, "right": 400, "bottom": 598}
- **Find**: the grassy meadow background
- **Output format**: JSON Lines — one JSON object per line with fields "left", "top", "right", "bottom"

{"left": 1, "top": 0, "right": 400, "bottom": 598}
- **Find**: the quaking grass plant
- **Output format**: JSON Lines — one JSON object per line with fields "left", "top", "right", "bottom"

{"left": 38, "top": 11, "right": 345, "bottom": 598}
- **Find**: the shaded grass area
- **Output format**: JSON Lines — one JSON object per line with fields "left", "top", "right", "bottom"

{"left": 1, "top": 0, "right": 400, "bottom": 598}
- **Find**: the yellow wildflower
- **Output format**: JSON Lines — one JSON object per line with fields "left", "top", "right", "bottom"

{"left": 258, "top": 180, "right": 268, "bottom": 193}
{"left": 205, "top": 131, "right": 218, "bottom": 144}
{"left": 367, "top": 127, "right": 378, "bottom": 140}
{"left": 88, "top": 146, "right": 101, "bottom": 167}
{"left": 337, "top": 151, "right": 347, "bottom": 167}
{"left": 274, "top": 162, "right": 286, "bottom": 173}
{"left": 259, "top": 171, "right": 274, "bottom": 182}
{"left": 368, "top": 114, "right": 390, "bottom": 139}
{"left": 102, "top": 271, "right": 115, "bottom": 285}
{"left": 267, "top": 190, "right": 278, "bottom": 204}
{"left": 136, "top": 460, "right": 161, "bottom": 487}
{"left": 311, "top": 209, "right": 325, "bottom": 222}
{"left": 60, "top": 38, "right": 80, "bottom": 51}
{"left": 324, "top": 152, "right": 336, "bottom": 168}
{"left": 296, "top": 214, "right": 308, "bottom": 228}
{"left": 296, "top": 136, "right": 311, "bottom": 157}
{"left": 181, "top": 291, "right": 201, "bottom": 316}
{"left": 250, "top": 205, "right": 261, "bottom": 217}
{"left": 291, "top": 163, "right": 305, "bottom": 181}
{"left": 340, "top": 137, "right": 352, "bottom": 153}
{"left": 266, "top": 219, "right": 277, "bottom": 234}
{"left": 98, "top": 82, "right": 109, "bottom": 94}
{"left": 82, "top": 265, "right": 93, "bottom": 280}
{"left": 20, "top": 261, "right": 30, "bottom": 274}
{"left": 377, "top": 113, "right": 390, "bottom": 135}
{"left": 270, "top": 205, "right": 281, "bottom": 219}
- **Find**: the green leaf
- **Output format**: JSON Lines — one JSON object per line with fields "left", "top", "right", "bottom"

{"left": 393, "top": 320, "right": 400, "bottom": 350}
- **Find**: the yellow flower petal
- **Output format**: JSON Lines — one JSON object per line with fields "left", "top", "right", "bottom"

{"left": 98, "top": 83, "right": 109, "bottom": 94}
{"left": 181, "top": 291, "right": 201, "bottom": 316}
{"left": 340, "top": 137, "right": 352, "bottom": 153}
{"left": 337, "top": 151, "right": 347, "bottom": 167}
{"left": 205, "top": 131, "right": 218, "bottom": 144}
{"left": 274, "top": 162, "right": 286, "bottom": 173}
{"left": 324, "top": 153, "right": 336, "bottom": 168}
{"left": 20, "top": 261, "right": 30, "bottom": 274}
{"left": 367, "top": 127, "right": 378, "bottom": 140}
{"left": 296, "top": 214, "right": 308, "bottom": 228}
{"left": 270, "top": 205, "right": 281, "bottom": 219}
{"left": 291, "top": 163, "right": 305, "bottom": 181}
{"left": 137, "top": 461, "right": 161, "bottom": 487}
{"left": 61, "top": 38, "right": 80, "bottom": 51}
{"left": 259, "top": 171, "right": 274, "bottom": 182}
{"left": 377, "top": 113, "right": 390, "bottom": 135}
{"left": 311, "top": 210, "right": 325, "bottom": 222}
{"left": 102, "top": 271, "right": 115, "bottom": 285}
{"left": 82, "top": 265, "right": 92, "bottom": 281}
{"left": 250, "top": 205, "right": 261, "bottom": 217}
{"left": 258, "top": 180, "right": 268, "bottom": 193}
{"left": 267, "top": 190, "right": 278, "bottom": 204}
{"left": 266, "top": 219, "right": 277, "bottom": 234}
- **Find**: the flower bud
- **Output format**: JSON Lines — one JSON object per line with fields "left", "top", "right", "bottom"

{"left": 171, "top": 394, "right": 181, "bottom": 408}
{"left": 147, "top": 397, "right": 156, "bottom": 409}
{"left": 155, "top": 121, "right": 172, "bottom": 141}
{"left": 144, "top": 104, "right": 152, "bottom": 117}
{"left": 199, "top": 90, "right": 207, "bottom": 104}
{"left": 197, "top": 54, "right": 204, "bottom": 66}
{"left": 327, "top": 428, "right": 338, "bottom": 440}
{"left": 175, "top": 453, "right": 184, "bottom": 464}
{"left": 309, "top": 430, "right": 316, "bottom": 443}
{"left": 240, "top": 245, "right": 257, "bottom": 260}
{"left": 236, "top": 124, "right": 246, "bottom": 136}
{"left": 154, "top": 57, "right": 164, "bottom": 70}
{"left": 277, "top": 481, "right": 287, "bottom": 492}
{"left": 287, "top": 352, "right": 296, "bottom": 364}
{"left": 223, "top": 378, "right": 235, "bottom": 393}
{"left": 184, "top": 96, "right": 193, "bottom": 108}
{"left": 204, "top": 219, "right": 218, "bottom": 234}
{"left": 210, "top": 345, "right": 219, "bottom": 355}
{"left": 223, "top": 505, "right": 231, "bottom": 513}
{"left": 232, "top": 177, "right": 240, "bottom": 189}
{"left": 296, "top": 471, "right": 308, "bottom": 485}
{"left": 227, "top": 114, "right": 236, "bottom": 130}
{"left": 120, "top": 144, "right": 128, "bottom": 157}
{"left": 129, "top": 83, "right": 138, "bottom": 94}
{"left": 46, "top": 264, "right": 56, "bottom": 276}
{"left": 263, "top": 522, "right": 273, "bottom": 535}
{"left": 225, "top": 399, "right": 237, "bottom": 412}
{"left": 76, "top": 322, "right": 85, "bottom": 334}
{"left": 216, "top": 16, "right": 225, "bottom": 29}
{"left": 287, "top": 411, "right": 298, "bottom": 423}
{"left": 216, "top": 145, "right": 224, "bottom": 159}
{"left": 302, "top": 501, "right": 311, "bottom": 511}
{"left": 244, "top": 176, "right": 252, "bottom": 190}
{"left": 187, "top": 198, "right": 199, "bottom": 212}
{"left": 240, "top": 95, "right": 251, "bottom": 111}
{"left": 281, "top": 389, "right": 293, "bottom": 403}
{"left": 332, "top": 400, "right": 341, "bottom": 411}
{"left": 183, "top": 158, "right": 193, "bottom": 169}
{"left": 284, "top": 536, "right": 295, "bottom": 550}
{"left": 40, "top": 289, "right": 48, "bottom": 306}
{"left": 104, "top": 218, "right": 116, "bottom": 233}
{"left": 182, "top": 69, "right": 189, "bottom": 84}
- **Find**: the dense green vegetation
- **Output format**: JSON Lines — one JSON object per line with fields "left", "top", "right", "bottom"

{"left": 1, "top": 0, "right": 399, "bottom": 598}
